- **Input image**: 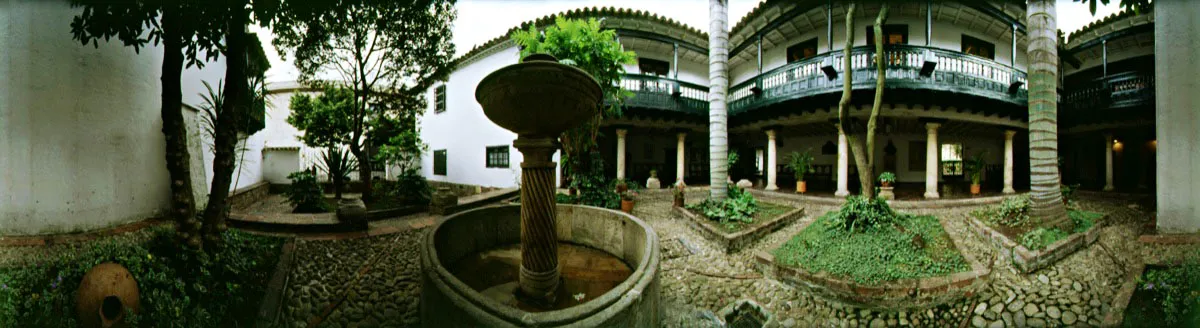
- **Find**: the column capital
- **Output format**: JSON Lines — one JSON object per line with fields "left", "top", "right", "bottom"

{"left": 765, "top": 129, "right": 776, "bottom": 139}
{"left": 1004, "top": 130, "right": 1017, "bottom": 139}
{"left": 615, "top": 128, "right": 628, "bottom": 138}
{"left": 677, "top": 132, "right": 687, "bottom": 140}
{"left": 925, "top": 122, "right": 941, "bottom": 131}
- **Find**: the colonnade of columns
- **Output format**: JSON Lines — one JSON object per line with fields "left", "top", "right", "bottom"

{"left": 615, "top": 126, "right": 1021, "bottom": 197}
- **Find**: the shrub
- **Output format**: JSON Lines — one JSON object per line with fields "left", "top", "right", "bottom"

{"left": 1018, "top": 227, "right": 1069, "bottom": 250}
{"left": 786, "top": 149, "right": 815, "bottom": 181}
{"left": 0, "top": 227, "right": 283, "bottom": 327}
{"left": 1135, "top": 257, "right": 1200, "bottom": 326}
{"left": 686, "top": 186, "right": 759, "bottom": 228}
{"left": 976, "top": 195, "right": 1032, "bottom": 227}
{"left": 379, "top": 168, "right": 432, "bottom": 205}
{"left": 284, "top": 169, "right": 328, "bottom": 213}
{"left": 1061, "top": 183, "right": 1081, "bottom": 204}
{"left": 828, "top": 196, "right": 897, "bottom": 232}
{"left": 555, "top": 193, "right": 578, "bottom": 204}
{"left": 571, "top": 172, "right": 620, "bottom": 209}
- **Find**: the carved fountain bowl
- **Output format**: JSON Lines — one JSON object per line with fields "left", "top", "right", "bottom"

{"left": 475, "top": 58, "right": 603, "bottom": 137}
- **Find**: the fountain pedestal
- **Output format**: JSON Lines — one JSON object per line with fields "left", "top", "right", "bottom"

{"left": 513, "top": 137, "right": 561, "bottom": 304}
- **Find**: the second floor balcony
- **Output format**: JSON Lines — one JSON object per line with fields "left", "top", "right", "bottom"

{"left": 617, "top": 74, "right": 710, "bottom": 116}
{"left": 728, "top": 45, "right": 1029, "bottom": 115}
{"left": 1063, "top": 71, "right": 1154, "bottom": 111}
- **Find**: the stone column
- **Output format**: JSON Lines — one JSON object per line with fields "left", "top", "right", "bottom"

{"left": 1003, "top": 130, "right": 1016, "bottom": 194}
{"left": 1104, "top": 133, "right": 1116, "bottom": 191}
{"left": 512, "top": 137, "right": 560, "bottom": 303}
{"left": 835, "top": 128, "right": 850, "bottom": 197}
{"left": 924, "top": 123, "right": 941, "bottom": 199}
{"left": 615, "top": 128, "right": 628, "bottom": 180}
{"left": 1155, "top": 1, "right": 1200, "bottom": 233}
{"left": 676, "top": 132, "right": 687, "bottom": 184}
{"left": 765, "top": 129, "right": 779, "bottom": 191}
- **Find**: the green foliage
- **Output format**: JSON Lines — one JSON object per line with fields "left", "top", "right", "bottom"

{"left": 555, "top": 193, "right": 578, "bottom": 204}
{"left": 878, "top": 171, "right": 896, "bottom": 184}
{"left": 975, "top": 195, "right": 1033, "bottom": 227}
{"left": 377, "top": 168, "right": 432, "bottom": 206}
{"left": 1018, "top": 209, "right": 1102, "bottom": 250}
{"left": 1061, "top": 183, "right": 1081, "bottom": 204}
{"left": 318, "top": 147, "right": 357, "bottom": 198}
{"left": 285, "top": 169, "right": 328, "bottom": 213}
{"left": 288, "top": 87, "right": 356, "bottom": 148}
{"left": 964, "top": 151, "right": 987, "bottom": 185}
{"left": 828, "top": 196, "right": 897, "bottom": 232}
{"left": 686, "top": 186, "right": 760, "bottom": 230}
{"left": 774, "top": 212, "right": 969, "bottom": 284}
{"left": 0, "top": 227, "right": 282, "bottom": 327}
{"left": 375, "top": 129, "right": 428, "bottom": 174}
{"left": 787, "top": 150, "right": 816, "bottom": 181}
{"left": 1131, "top": 258, "right": 1200, "bottom": 327}
{"left": 511, "top": 17, "right": 636, "bottom": 188}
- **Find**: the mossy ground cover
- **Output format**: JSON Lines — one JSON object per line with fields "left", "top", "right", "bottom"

{"left": 972, "top": 196, "right": 1104, "bottom": 250}
{"left": 0, "top": 227, "right": 284, "bottom": 327}
{"left": 772, "top": 211, "right": 969, "bottom": 285}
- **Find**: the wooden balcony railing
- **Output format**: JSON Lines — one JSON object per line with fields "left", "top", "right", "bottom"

{"left": 727, "top": 45, "right": 1029, "bottom": 114}
{"left": 616, "top": 74, "right": 709, "bottom": 115}
{"left": 1062, "top": 71, "right": 1154, "bottom": 111}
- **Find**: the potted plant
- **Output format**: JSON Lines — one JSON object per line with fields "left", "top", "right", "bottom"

{"left": 965, "top": 151, "right": 987, "bottom": 196}
{"left": 619, "top": 189, "right": 638, "bottom": 213}
{"left": 672, "top": 181, "right": 686, "bottom": 207}
{"left": 878, "top": 172, "right": 896, "bottom": 200}
{"left": 878, "top": 171, "right": 896, "bottom": 187}
{"left": 615, "top": 179, "right": 629, "bottom": 193}
{"left": 786, "top": 149, "right": 815, "bottom": 193}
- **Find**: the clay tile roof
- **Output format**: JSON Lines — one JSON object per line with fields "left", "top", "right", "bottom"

{"left": 1065, "top": 4, "right": 1153, "bottom": 46}
{"left": 453, "top": 6, "right": 708, "bottom": 68}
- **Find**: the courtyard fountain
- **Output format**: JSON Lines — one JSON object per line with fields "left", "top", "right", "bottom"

{"left": 419, "top": 54, "right": 661, "bottom": 327}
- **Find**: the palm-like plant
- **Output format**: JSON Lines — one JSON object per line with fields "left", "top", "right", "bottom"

{"left": 319, "top": 147, "right": 358, "bottom": 199}
{"left": 786, "top": 150, "right": 815, "bottom": 182}
{"left": 1027, "top": 0, "right": 1073, "bottom": 231}
{"left": 965, "top": 151, "right": 988, "bottom": 185}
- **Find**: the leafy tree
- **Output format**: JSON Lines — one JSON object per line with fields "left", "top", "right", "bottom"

{"left": 273, "top": 0, "right": 457, "bottom": 201}
{"left": 288, "top": 87, "right": 355, "bottom": 195}
{"left": 707, "top": 0, "right": 731, "bottom": 201}
{"left": 71, "top": 0, "right": 230, "bottom": 248}
{"left": 510, "top": 17, "right": 637, "bottom": 194}
{"left": 1027, "top": 0, "right": 1074, "bottom": 231}
{"left": 1073, "top": 0, "right": 1151, "bottom": 15}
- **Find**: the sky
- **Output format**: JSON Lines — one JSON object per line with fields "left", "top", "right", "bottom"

{"left": 251, "top": 0, "right": 1125, "bottom": 84}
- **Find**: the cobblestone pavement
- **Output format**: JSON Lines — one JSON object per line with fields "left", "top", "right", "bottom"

{"left": 274, "top": 187, "right": 1191, "bottom": 328}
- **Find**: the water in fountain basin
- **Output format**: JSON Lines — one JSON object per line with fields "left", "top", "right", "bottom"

{"left": 448, "top": 242, "right": 633, "bottom": 312}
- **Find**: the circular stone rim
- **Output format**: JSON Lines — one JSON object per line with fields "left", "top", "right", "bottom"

{"left": 421, "top": 204, "right": 660, "bottom": 326}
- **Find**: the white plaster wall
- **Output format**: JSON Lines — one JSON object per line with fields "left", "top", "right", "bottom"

{"left": 731, "top": 14, "right": 1028, "bottom": 85}
{"left": 0, "top": 0, "right": 225, "bottom": 235}
{"left": 263, "top": 149, "right": 301, "bottom": 184}
{"left": 622, "top": 46, "right": 709, "bottom": 86}
{"left": 420, "top": 46, "right": 564, "bottom": 188}
{"left": 1154, "top": 1, "right": 1200, "bottom": 233}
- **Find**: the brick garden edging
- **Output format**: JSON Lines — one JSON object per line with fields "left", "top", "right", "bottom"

{"left": 256, "top": 238, "right": 297, "bottom": 327}
{"left": 965, "top": 214, "right": 1106, "bottom": 273}
{"left": 674, "top": 206, "right": 806, "bottom": 254}
{"left": 753, "top": 216, "right": 992, "bottom": 310}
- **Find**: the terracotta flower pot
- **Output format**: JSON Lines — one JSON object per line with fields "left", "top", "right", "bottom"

{"left": 77, "top": 263, "right": 140, "bottom": 328}
{"left": 881, "top": 181, "right": 892, "bottom": 188}
{"left": 796, "top": 181, "right": 808, "bottom": 194}
{"left": 970, "top": 183, "right": 982, "bottom": 195}
{"left": 620, "top": 199, "right": 635, "bottom": 213}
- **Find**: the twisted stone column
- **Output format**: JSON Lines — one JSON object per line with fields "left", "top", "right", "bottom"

{"left": 513, "top": 137, "right": 560, "bottom": 304}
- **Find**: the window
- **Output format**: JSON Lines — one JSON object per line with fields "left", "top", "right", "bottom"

{"left": 941, "top": 143, "right": 963, "bottom": 176}
{"left": 433, "top": 149, "right": 447, "bottom": 175}
{"left": 755, "top": 148, "right": 765, "bottom": 174}
{"left": 486, "top": 146, "right": 509, "bottom": 168}
{"left": 638, "top": 58, "right": 670, "bottom": 76}
{"left": 865, "top": 25, "right": 909, "bottom": 45}
{"left": 434, "top": 85, "right": 446, "bottom": 113}
{"left": 962, "top": 35, "right": 995, "bottom": 60}
{"left": 786, "top": 38, "right": 819, "bottom": 63}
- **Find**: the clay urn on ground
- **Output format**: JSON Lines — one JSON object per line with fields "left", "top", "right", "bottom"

{"left": 76, "top": 262, "right": 140, "bottom": 328}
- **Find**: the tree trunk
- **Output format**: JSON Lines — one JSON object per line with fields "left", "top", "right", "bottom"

{"left": 160, "top": 7, "right": 201, "bottom": 248}
{"left": 836, "top": 4, "right": 876, "bottom": 198}
{"left": 1027, "top": 0, "right": 1073, "bottom": 231}
{"left": 200, "top": 5, "right": 249, "bottom": 248}
{"left": 350, "top": 145, "right": 372, "bottom": 201}
{"left": 708, "top": 0, "right": 730, "bottom": 201}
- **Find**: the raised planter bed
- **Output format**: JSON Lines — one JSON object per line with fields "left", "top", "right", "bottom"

{"left": 754, "top": 216, "right": 991, "bottom": 310}
{"left": 1103, "top": 241, "right": 1200, "bottom": 326}
{"left": 674, "top": 205, "right": 805, "bottom": 254}
{"left": 965, "top": 214, "right": 1106, "bottom": 273}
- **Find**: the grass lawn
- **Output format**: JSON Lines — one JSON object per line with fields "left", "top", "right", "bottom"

{"left": 772, "top": 212, "right": 969, "bottom": 284}
{"left": 698, "top": 202, "right": 794, "bottom": 233}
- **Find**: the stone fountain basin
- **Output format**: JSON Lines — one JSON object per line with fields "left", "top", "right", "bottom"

{"left": 420, "top": 204, "right": 661, "bottom": 327}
